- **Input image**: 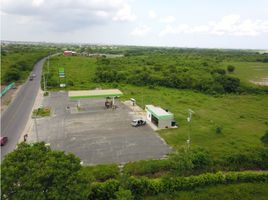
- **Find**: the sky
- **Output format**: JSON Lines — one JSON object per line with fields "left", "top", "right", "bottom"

{"left": 1, "top": 0, "right": 268, "bottom": 49}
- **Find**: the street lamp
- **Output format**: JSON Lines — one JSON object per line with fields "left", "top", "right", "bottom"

{"left": 187, "top": 109, "right": 195, "bottom": 150}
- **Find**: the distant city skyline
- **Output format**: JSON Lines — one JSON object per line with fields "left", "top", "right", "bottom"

{"left": 1, "top": 0, "right": 268, "bottom": 49}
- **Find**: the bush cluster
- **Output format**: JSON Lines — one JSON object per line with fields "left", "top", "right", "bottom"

{"left": 123, "top": 148, "right": 213, "bottom": 177}
{"left": 82, "top": 164, "right": 120, "bottom": 182}
{"left": 123, "top": 147, "right": 268, "bottom": 178}
{"left": 88, "top": 171, "right": 268, "bottom": 199}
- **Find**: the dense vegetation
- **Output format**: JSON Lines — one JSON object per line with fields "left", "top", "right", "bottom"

{"left": 145, "top": 182, "right": 268, "bottom": 200}
{"left": 93, "top": 48, "right": 268, "bottom": 94}
{"left": 1, "top": 143, "right": 268, "bottom": 200}
{"left": 1, "top": 43, "right": 57, "bottom": 84}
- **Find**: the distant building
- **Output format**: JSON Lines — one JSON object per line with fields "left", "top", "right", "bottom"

{"left": 145, "top": 105, "right": 175, "bottom": 129}
{"left": 63, "top": 51, "right": 77, "bottom": 56}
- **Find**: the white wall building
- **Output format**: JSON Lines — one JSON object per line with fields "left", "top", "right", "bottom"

{"left": 145, "top": 105, "right": 175, "bottom": 129}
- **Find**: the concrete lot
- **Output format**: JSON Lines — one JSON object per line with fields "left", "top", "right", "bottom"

{"left": 28, "top": 92, "right": 171, "bottom": 165}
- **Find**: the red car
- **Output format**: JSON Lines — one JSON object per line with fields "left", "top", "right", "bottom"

{"left": 0, "top": 136, "right": 8, "bottom": 146}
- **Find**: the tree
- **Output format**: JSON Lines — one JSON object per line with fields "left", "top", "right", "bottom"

{"left": 1, "top": 142, "right": 90, "bottom": 200}
{"left": 227, "top": 65, "right": 235, "bottom": 73}
{"left": 215, "top": 75, "right": 240, "bottom": 93}
{"left": 261, "top": 130, "right": 268, "bottom": 145}
{"left": 3, "top": 68, "right": 21, "bottom": 83}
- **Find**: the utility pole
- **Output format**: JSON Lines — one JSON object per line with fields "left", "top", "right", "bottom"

{"left": 48, "top": 54, "right": 50, "bottom": 74}
{"left": 187, "top": 109, "right": 195, "bottom": 150}
{"left": 43, "top": 73, "right": 46, "bottom": 91}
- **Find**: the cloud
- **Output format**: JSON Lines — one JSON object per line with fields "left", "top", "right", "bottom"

{"left": 1, "top": 0, "right": 136, "bottom": 31}
{"left": 159, "top": 15, "right": 268, "bottom": 37}
{"left": 148, "top": 10, "right": 157, "bottom": 19}
{"left": 130, "top": 25, "right": 151, "bottom": 37}
{"left": 160, "top": 16, "right": 176, "bottom": 23}
{"left": 113, "top": 4, "right": 136, "bottom": 22}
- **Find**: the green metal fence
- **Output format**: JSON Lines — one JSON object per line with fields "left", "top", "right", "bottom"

{"left": 0, "top": 82, "right": 15, "bottom": 97}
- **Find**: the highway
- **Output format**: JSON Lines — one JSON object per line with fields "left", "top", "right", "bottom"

{"left": 1, "top": 57, "right": 48, "bottom": 159}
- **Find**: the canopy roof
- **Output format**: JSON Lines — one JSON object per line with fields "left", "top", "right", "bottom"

{"left": 68, "top": 89, "right": 123, "bottom": 99}
{"left": 145, "top": 105, "right": 174, "bottom": 120}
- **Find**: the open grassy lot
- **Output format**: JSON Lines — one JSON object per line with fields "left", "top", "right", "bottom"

{"left": 120, "top": 85, "right": 268, "bottom": 157}
{"left": 44, "top": 55, "right": 98, "bottom": 90}
{"left": 145, "top": 182, "right": 268, "bottom": 200}
{"left": 44, "top": 55, "right": 268, "bottom": 158}
{"left": 221, "top": 61, "right": 268, "bottom": 86}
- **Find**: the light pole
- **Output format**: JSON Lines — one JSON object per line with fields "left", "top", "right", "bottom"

{"left": 187, "top": 109, "right": 195, "bottom": 150}
{"left": 43, "top": 73, "right": 46, "bottom": 91}
{"left": 48, "top": 54, "right": 50, "bottom": 74}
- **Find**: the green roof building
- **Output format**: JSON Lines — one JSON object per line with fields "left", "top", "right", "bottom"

{"left": 145, "top": 105, "right": 175, "bottom": 129}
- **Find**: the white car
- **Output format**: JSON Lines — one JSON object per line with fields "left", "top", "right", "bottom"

{"left": 131, "top": 119, "right": 146, "bottom": 127}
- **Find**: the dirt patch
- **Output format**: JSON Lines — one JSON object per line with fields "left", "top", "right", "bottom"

{"left": 250, "top": 78, "right": 268, "bottom": 86}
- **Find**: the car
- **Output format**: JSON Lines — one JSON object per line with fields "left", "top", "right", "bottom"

{"left": 0, "top": 136, "right": 8, "bottom": 146}
{"left": 131, "top": 119, "right": 146, "bottom": 127}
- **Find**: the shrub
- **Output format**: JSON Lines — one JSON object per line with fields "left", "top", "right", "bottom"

{"left": 169, "top": 150, "right": 195, "bottom": 176}
{"left": 224, "top": 147, "right": 268, "bottom": 170}
{"left": 215, "top": 126, "right": 222, "bottom": 134}
{"left": 86, "top": 171, "right": 268, "bottom": 199}
{"left": 261, "top": 130, "right": 268, "bottom": 145}
{"left": 123, "top": 159, "right": 172, "bottom": 177}
{"left": 227, "top": 65, "right": 235, "bottom": 73}
{"left": 170, "top": 148, "right": 213, "bottom": 176}
{"left": 190, "top": 149, "right": 213, "bottom": 172}
{"left": 115, "top": 187, "right": 134, "bottom": 200}
{"left": 212, "top": 68, "right": 226, "bottom": 75}
{"left": 88, "top": 179, "right": 120, "bottom": 200}
{"left": 68, "top": 80, "right": 74, "bottom": 86}
{"left": 125, "top": 177, "right": 150, "bottom": 198}
{"left": 83, "top": 164, "right": 120, "bottom": 182}
{"left": 215, "top": 75, "right": 240, "bottom": 93}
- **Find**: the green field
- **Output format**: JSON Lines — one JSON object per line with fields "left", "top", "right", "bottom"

{"left": 120, "top": 85, "right": 268, "bottom": 157}
{"left": 44, "top": 55, "right": 98, "bottom": 90}
{"left": 221, "top": 61, "right": 268, "bottom": 86}
{"left": 145, "top": 182, "right": 268, "bottom": 200}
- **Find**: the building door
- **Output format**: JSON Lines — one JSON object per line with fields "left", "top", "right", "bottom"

{"left": 151, "top": 114, "right": 159, "bottom": 126}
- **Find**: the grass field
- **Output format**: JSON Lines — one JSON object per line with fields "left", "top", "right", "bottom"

{"left": 221, "top": 61, "right": 268, "bottom": 86}
{"left": 44, "top": 55, "right": 98, "bottom": 90}
{"left": 145, "top": 182, "right": 268, "bottom": 200}
{"left": 44, "top": 55, "right": 268, "bottom": 158}
{"left": 120, "top": 85, "right": 268, "bottom": 157}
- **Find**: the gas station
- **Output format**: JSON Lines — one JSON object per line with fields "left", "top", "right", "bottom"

{"left": 68, "top": 89, "right": 123, "bottom": 109}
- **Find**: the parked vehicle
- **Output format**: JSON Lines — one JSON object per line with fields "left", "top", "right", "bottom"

{"left": 0, "top": 136, "right": 8, "bottom": 146}
{"left": 131, "top": 119, "right": 146, "bottom": 127}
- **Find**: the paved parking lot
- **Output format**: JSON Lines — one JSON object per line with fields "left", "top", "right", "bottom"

{"left": 28, "top": 92, "right": 171, "bottom": 165}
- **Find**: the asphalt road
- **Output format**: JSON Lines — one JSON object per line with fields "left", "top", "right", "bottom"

{"left": 1, "top": 57, "right": 48, "bottom": 160}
